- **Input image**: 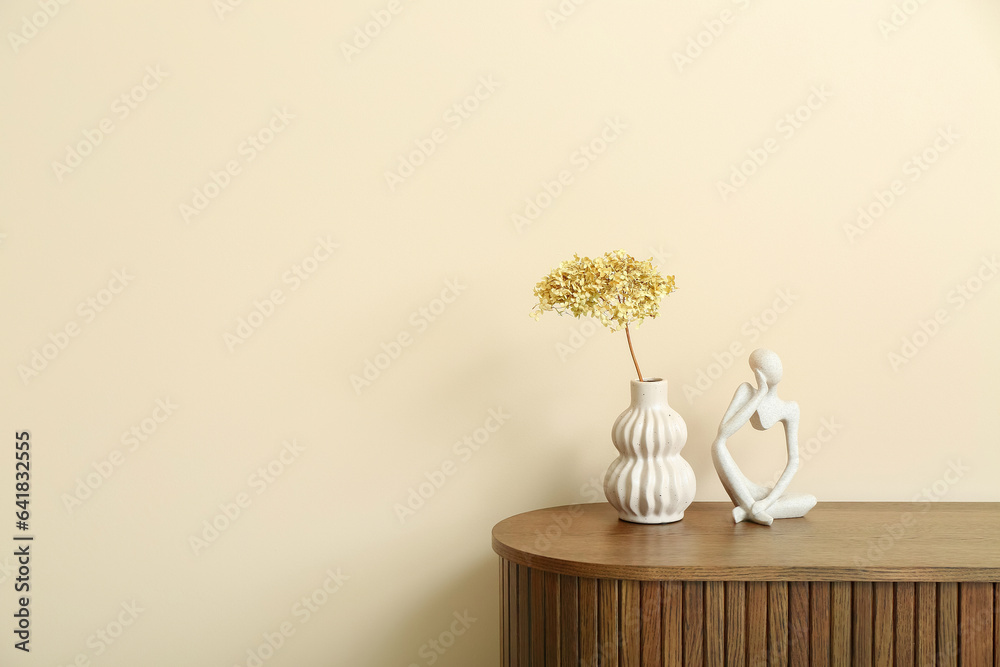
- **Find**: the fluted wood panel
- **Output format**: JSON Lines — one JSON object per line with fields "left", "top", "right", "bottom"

{"left": 996, "top": 584, "right": 1000, "bottom": 667}
{"left": 622, "top": 580, "right": 640, "bottom": 667}
{"left": 580, "top": 577, "right": 597, "bottom": 667}
{"left": 683, "top": 581, "right": 702, "bottom": 666}
{"left": 531, "top": 569, "right": 545, "bottom": 666}
{"left": 747, "top": 581, "right": 768, "bottom": 663}
{"left": 518, "top": 563, "right": 530, "bottom": 666}
{"left": 501, "top": 558, "right": 508, "bottom": 667}
{"left": 896, "top": 582, "right": 914, "bottom": 666}
{"left": 830, "top": 582, "right": 851, "bottom": 666}
{"left": 770, "top": 581, "right": 789, "bottom": 665}
{"left": 600, "top": 578, "right": 619, "bottom": 666}
{"left": 875, "top": 582, "right": 893, "bottom": 666}
{"left": 509, "top": 560, "right": 518, "bottom": 666}
{"left": 961, "top": 582, "right": 993, "bottom": 665}
{"left": 789, "top": 581, "right": 809, "bottom": 665}
{"left": 938, "top": 582, "right": 957, "bottom": 667}
{"left": 854, "top": 581, "right": 874, "bottom": 667}
{"left": 544, "top": 571, "right": 560, "bottom": 665}
{"left": 916, "top": 582, "right": 935, "bottom": 666}
{"left": 500, "top": 559, "right": 998, "bottom": 665}
{"left": 560, "top": 574, "right": 578, "bottom": 667}
{"left": 663, "top": 581, "right": 682, "bottom": 667}
{"left": 705, "top": 580, "right": 724, "bottom": 666}
{"left": 640, "top": 581, "right": 662, "bottom": 667}
{"left": 811, "top": 581, "right": 830, "bottom": 665}
{"left": 725, "top": 581, "right": 746, "bottom": 666}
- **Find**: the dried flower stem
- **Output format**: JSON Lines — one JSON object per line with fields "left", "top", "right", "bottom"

{"left": 625, "top": 324, "right": 643, "bottom": 381}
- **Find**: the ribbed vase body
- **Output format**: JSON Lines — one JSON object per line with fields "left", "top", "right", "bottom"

{"left": 603, "top": 378, "right": 695, "bottom": 524}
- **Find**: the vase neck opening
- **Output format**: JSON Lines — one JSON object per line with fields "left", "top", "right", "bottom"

{"left": 630, "top": 377, "right": 668, "bottom": 407}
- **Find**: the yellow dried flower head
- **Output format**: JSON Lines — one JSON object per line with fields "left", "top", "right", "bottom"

{"left": 530, "top": 249, "right": 675, "bottom": 332}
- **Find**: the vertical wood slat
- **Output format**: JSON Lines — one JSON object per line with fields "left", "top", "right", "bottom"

{"left": 641, "top": 581, "right": 663, "bottom": 667}
{"left": 874, "top": 582, "right": 894, "bottom": 667}
{"left": 683, "top": 581, "right": 704, "bottom": 666}
{"left": 914, "top": 582, "right": 935, "bottom": 667}
{"left": 580, "top": 578, "right": 598, "bottom": 667}
{"left": 508, "top": 561, "right": 518, "bottom": 667}
{"left": 747, "top": 581, "right": 768, "bottom": 665}
{"left": 830, "top": 581, "right": 851, "bottom": 666}
{"left": 959, "top": 581, "right": 993, "bottom": 666}
{"left": 937, "top": 582, "right": 958, "bottom": 667}
{"left": 530, "top": 569, "right": 545, "bottom": 666}
{"left": 559, "top": 575, "right": 578, "bottom": 667}
{"left": 769, "top": 582, "right": 788, "bottom": 666}
{"left": 853, "top": 582, "right": 873, "bottom": 667}
{"left": 500, "top": 569, "right": 994, "bottom": 667}
{"left": 621, "top": 579, "right": 640, "bottom": 667}
{"left": 895, "top": 582, "right": 914, "bottom": 667}
{"left": 544, "top": 571, "right": 560, "bottom": 666}
{"left": 518, "top": 564, "right": 530, "bottom": 667}
{"left": 995, "top": 583, "right": 1000, "bottom": 667}
{"left": 788, "top": 582, "right": 809, "bottom": 666}
{"left": 704, "top": 581, "right": 724, "bottom": 667}
{"left": 726, "top": 581, "right": 746, "bottom": 667}
{"left": 663, "top": 581, "right": 683, "bottom": 667}
{"left": 599, "top": 579, "right": 619, "bottom": 667}
{"left": 811, "top": 581, "right": 830, "bottom": 667}
{"left": 501, "top": 559, "right": 508, "bottom": 667}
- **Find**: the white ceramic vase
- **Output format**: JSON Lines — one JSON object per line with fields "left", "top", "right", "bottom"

{"left": 604, "top": 378, "right": 695, "bottom": 524}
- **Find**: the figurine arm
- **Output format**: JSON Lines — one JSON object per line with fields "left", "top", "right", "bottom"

{"left": 713, "top": 378, "right": 765, "bottom": 518}
{"left": 752, "top": 402, "right": 800, "bottom": 515}
{"left": 717, "top": 370, "right": 768, "bottom": 438}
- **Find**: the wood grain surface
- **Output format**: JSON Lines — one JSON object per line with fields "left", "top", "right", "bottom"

{"left": 493, "top": 502, "right": 1000, "bottom": 582}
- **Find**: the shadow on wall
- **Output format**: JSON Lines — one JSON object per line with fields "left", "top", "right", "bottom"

{"left": 362, "top": 555, "right": 500, "bottom": 667}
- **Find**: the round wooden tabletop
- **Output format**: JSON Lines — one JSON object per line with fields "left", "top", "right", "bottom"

{"left": 491, "top": 502, "right": 1000, "bottom": 581}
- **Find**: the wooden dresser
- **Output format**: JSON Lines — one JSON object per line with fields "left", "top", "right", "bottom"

{"left": 491, "top": 502, "right": 1000, "bottom": 666}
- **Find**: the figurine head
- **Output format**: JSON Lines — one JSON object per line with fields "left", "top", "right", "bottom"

{"left": 749, "top": 348, "right": 783, "bottom": 385}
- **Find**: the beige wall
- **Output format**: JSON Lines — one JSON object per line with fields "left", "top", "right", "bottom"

{"left": 3, "top": 0, "right": 1000, "bottom": 665}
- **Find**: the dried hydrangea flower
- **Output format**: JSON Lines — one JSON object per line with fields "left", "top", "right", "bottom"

{"left": 531, "top": 249, "right": 675, "bottom": 380}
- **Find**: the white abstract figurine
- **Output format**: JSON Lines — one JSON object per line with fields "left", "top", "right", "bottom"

{"left": 712, "top": 348, "right": 816, "bottom": 526}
